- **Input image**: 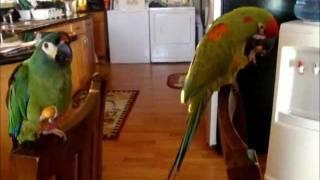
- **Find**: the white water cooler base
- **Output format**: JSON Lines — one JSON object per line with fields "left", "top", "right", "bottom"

{"left": 265, "top": 113, "right": 319, "bottom": 180}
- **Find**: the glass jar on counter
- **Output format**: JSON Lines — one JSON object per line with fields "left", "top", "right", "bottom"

{"left": 77, "top": 0, "right": 87, "bottom": 12}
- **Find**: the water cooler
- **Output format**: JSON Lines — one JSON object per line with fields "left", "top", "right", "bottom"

{"left": 265, "top": 21, "right": 319, "bottom": 180}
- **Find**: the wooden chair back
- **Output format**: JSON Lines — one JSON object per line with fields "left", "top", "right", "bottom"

{"left": 218, "top": 85, "right": 262, "bottom": 180}
{"left": 11, "top": 74, "right": 105, "bottom": 180}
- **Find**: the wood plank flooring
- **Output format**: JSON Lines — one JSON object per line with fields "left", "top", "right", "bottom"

{"left": 102, "top": 64, "right": 228, "bottom": 180}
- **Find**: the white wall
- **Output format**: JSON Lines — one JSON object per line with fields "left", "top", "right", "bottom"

{"left": 0, "top": 0, "right": 15, "bottom": 4}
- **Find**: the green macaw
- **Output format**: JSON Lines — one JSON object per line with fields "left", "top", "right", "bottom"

{"left": 7, "top": 32, "right": 73, "bottom": 146}
{"left": 168, "top": 7, "right": 279, "bottom": 179}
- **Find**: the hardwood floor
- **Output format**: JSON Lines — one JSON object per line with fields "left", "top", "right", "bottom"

{"left": 102, "top": 63, "right": 228, "bottom": 180}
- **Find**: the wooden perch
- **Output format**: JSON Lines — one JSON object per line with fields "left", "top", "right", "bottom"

{"left": 218, "top": 85, "right": 262, "bottom": 180}
{"left": 58, "top": 72, "right": 102, "bottom": 132}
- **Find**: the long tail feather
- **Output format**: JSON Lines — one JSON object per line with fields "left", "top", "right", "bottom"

{"left": 168, "top": 98, "right": 204, "bottom": 180}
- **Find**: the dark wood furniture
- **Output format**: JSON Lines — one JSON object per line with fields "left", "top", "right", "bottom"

{"left": 11, "top": 74, "right": 105, "bottom": 180}
{"left": 218, "top": 85, "right": 263, "bottom": 180}
{"left": 92, "top": 11, "right": 108, "bottom": 60}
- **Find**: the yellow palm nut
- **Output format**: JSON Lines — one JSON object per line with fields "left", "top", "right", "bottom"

{"left": 40, "top": 106, "right": 57, "bottom": 120}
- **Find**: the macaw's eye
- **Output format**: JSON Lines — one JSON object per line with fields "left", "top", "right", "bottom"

{"left": 44, "top": 42, "right": 49, "bottom": 49}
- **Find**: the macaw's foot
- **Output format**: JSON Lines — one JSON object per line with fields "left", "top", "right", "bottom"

{"left": 249, "top": 45, "right": 267, "bottom": 65}
{"left": 248, "top": 49, "right": 257, "bottom": 64}
{"left": 232, "top": 81, "right": 240, "bottom": 95}
{"left": 42, "top": 128, "right": 67, "bottom": 141}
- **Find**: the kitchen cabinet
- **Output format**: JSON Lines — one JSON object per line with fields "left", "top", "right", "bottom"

{"left": 70, "top": 33, "right": 93, "bottom": 92}
{"left": 92, "top": 11, "right": 108, "bottom": 60}
{"left": 70, "top": 19, "right": 95, "bottom": 92}
{"left": 0, "top": 63, "right": 18, "bottom": 180}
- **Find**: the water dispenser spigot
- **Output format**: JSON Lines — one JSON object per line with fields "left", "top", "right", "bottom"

{"left": 313, "top": 63, "right": 319, "bottom": 75}
{"left": 297, "top": 60, "right": 305, "bottom": 74}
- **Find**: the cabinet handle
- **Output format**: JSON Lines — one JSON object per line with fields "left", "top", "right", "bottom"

{"left": 83, "top": 37, "right": 88, "bottom": 46}
{"left": 85, "top": 21, "right": 92, "bottom": 26}
{"left": 74, "top": 26, "right": 81, "bottom": 31}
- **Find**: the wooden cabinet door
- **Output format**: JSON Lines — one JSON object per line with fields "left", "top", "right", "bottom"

{"left": 71, "top": 32, "right": 95, "bottom": 92}
{"left": 0, "top": 63, "right": 20, "bottom": 180}
{"left": 69, "top": 18, "right": 96, "bottom": 93}
{"left": 70, "top": 35, "right": 86, "bottom": 93}
{"left": 92, "top": 11, "right": 107, "bottom": 59}
{"left": 79, "top": 33, "right": 92, "bottom": 86}
{"left": 84, "top": 19, "right": 95, "bottom": 77}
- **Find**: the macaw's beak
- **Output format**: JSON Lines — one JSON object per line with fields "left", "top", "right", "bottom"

{"left": 55, "top": 42, "right": 72, "bottom": 66}
{"left": 245, "top": 35, "right": 276, "bottom": 64}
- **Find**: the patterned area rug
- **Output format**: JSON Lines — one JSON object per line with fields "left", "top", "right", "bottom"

{"left": 104, "top": 90, "right": 139, "bottom": 139}
{"left": 167, "top": 73, "right": 186, "bottom": 89}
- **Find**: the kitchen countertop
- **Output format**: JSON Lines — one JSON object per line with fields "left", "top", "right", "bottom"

{"left": 0, "top": 49, "right": 34, "bottom": 65}
{"left": 0, "top": 13, "right": 91, "bottom": 33}
{"left": 0, "top": 14, "right": 89, "bottom": 65}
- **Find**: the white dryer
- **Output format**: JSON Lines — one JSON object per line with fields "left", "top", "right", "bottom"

{"left": 149, "top": 7, "right": 195, "bottom": 63}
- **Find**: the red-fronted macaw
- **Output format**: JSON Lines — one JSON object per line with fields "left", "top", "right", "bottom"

{"left": 168, "top": 7, "right": 279, "bottom": 179}
{"left": 7, "top": 32, "right": 73, "bottom": 146}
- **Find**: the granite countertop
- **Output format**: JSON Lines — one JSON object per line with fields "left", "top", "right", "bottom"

{"left": 0, "top": 14, "right": 89, "bottom": 65}
{"left": 0, "top": 13, "right": 90, "bottom": 33}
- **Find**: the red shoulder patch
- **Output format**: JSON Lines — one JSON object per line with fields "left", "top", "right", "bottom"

{"left": 243, "top": 16, "right": 254, "bottom": 24}
{"left": 207, "top": 23, "right": 229, "bottom": 41}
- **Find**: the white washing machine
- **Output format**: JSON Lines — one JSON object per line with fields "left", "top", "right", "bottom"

{"left": 265, "top": 21, "right": 319, "bottom": 180}
{"left": 107, "top": 9, "right": 150, "bottom": 63}
{"left": 149, "top": 7, "right": 195, "bottom": 63}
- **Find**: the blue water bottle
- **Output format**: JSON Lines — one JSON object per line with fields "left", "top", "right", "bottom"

{"left": 294, "top": 0, "right": 320, "bottom": 22}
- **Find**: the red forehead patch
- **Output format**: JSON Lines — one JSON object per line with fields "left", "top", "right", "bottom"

{"left": 265, "top": 17, "right": 279, "bottom": 38}
{"left": 243, "top": 16, "right": 254, "bottom": 24}
{"left": 207, "top": 23, "right": 229, "bottom": 41}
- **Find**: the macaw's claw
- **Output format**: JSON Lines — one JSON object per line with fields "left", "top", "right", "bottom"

{"left": 232, "top": 81, "right": 240, "bottom": 94}
{"left": 42, "top": 128, "right": 67, "bottom": 141}
{"left": 248, "top": 49, "right": 257, "bottom": 64}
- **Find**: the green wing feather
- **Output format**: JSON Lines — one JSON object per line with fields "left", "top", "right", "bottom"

{"left": 168, "top": 91, "right": 206, "bottom": 180}
{"left": 7, "top": 62, "right": 30, "bottom": 139}
{"left": 182, "top": 24, "right": 234, "bottom": 104}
